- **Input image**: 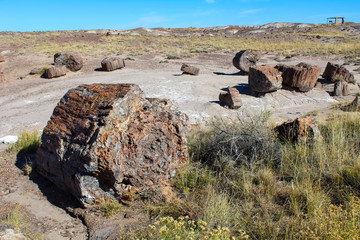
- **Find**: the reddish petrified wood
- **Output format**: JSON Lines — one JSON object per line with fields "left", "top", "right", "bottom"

{"left": 248, "top": 65, "right": 282, "bottom": 93}
{"left": 322, "top": 62, "right": 355, "bottom": 83}
{"left": 36, "top": 84, "right": 190, "bottom": 206}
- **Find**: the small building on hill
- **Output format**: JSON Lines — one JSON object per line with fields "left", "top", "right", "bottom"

{"left": 327, "top": 17, "right": 345, "bottom": 25}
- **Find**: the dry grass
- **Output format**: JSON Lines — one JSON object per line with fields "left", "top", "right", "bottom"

{"left": 1, "top": 27, "right": 359, "bottom": 58}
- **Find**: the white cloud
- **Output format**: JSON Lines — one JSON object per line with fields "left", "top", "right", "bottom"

{"left": 205, "top": 0, "right": 215, "bottom": 3}
{"left": 240, "top": 8, "right": 264, "bottom": 14}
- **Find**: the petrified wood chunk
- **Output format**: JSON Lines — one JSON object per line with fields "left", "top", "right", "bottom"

{"left": 101, "top": 57, "right": 125, "bottom": 71}
{"left": 0, "top": 54, "right": 5, "bottom": 62}
{"left": 36, "top": 84, "right": 190, "bottom": 206}
{"left": 275, "top": 117, "right": 321, "bottom": 143}
{"left": 322, "top": 62, "right": 355, "bottom": 83}
{"left": 278, "top": 62, "right": 321, "bottom": 92}
{"left": 219, "top": 86, "right": 242, "bottom": 109}
{"left": 54, "top": 52, "right": 83, "bottom": 72}
{"left": 248, "top": 65, "right": 282, "bottom": 93}
{"left": 181, "top": 64, "right": 200, "bottom": 75}
{"left": 44, "top": 65, "right": 67, "bottom": 79}
{"left": 334, "top": 81, "right": 350, "bottom": 96}
{"left": 232, "top": 50, "right": 260, "bottom": 73}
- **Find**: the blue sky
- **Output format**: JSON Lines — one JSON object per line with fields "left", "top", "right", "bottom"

{"left": 1, "top": 0, "right": 359, "bottom": 31}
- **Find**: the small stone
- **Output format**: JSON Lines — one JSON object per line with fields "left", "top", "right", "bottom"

{"left": 181, "top": 64, "right": 200, "bottom": 75}
{"left": 0, "top": 54, "right": 5, "bottom": 62}
{"left": 44, "top": 65, "right": 67, "bottom": 79}
{"left": 232, "top": 50, "right": 260, "bottom": 73}
{"left": 219, "top": 86, "right": 242, "bottom": 109}
{"left": 334, "top": 81, "right": 350, "bottom": 96}
{"left": 101, "top": 57, "right": 125, "bottom": 71}
{"left": 54, "top": 52, "right": 83, "bottom": 72}
{"left": 275, "top": 117, "right": 321, "bottom": 143}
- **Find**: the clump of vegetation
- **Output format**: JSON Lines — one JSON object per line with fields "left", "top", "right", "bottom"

{"left": 119, "top": 216, "right": 249, "bottom": 240}
{"left": 128, "top": 111, "right": 360, "bottom": 239}
{"left": 100, "top": 198, "right": 123, "bottom": 216}
{"left": 8, "top": 130, "right": 41, "bottom": 154}
{"left": 1, "top": 204, "right": 24, "bottom": 232}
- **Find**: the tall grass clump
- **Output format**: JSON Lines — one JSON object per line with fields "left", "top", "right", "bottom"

{"left": 8, "top": 130, "right": 41, "bottom": 154}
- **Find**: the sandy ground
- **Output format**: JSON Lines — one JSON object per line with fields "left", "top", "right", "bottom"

{"left": 0, "top": 52, "right": 359, "bottom": 239}
{"left": 1, "top": 53, "right": 358, "bottom": 139}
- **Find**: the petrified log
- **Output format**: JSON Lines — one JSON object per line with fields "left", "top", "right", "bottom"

{"left": 101, "top": 57, "right": 125, "bottom": 71}
{"left": 0, "top": 54, "right": 5, "bottom": 62}
{"left": 44, "top": 65, "right": 67, "bottom": 79}
{"left": 322, "top": 62, "right": 355, "bottom": 83}
{"left": 181, "top": 64, "right": 200, "bottom": 75}
{"left": 278, "top": 62, "right": 321, "bottom": 92}
{"left": 248, "top": 65, "right": 282, "bottom": 93}
{"left": 54, "top": 52, "right": 83, "bottom": 72}
{"left": 275, "top": 117, "right": 321, "bottom": 143}
{"left": 36, "top": 83, "right": 190, "bottom": 206}
{"left": 232, "top": 50, "right": 260, "bottom": 73}
{"left": 334, "top": 81, "right": 350, "bottom": 96}
{"left": 219, "top": 86, "right": 242, "bottom": 109}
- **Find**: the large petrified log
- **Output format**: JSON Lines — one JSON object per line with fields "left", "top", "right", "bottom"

{"left": 44, "top": 65, "right": 67, "bottom": 79}
{"left": 181, "top": 64, "right": 200, "bottom": 75}
{"left": 322, "top": 62, "right": 355, "bottom": 83}
{"left": 248, "top": 65, "right": 282, "bottom": 93}
{"left": 219, "top": 86, "right": 242, "bottom": 109}
{"left": 101, "top": 57, "right": 125, "bottom": 71}
{"left": 232, "top": 50, "right": 260, "bottom": 73}
{"left": 36, "top": 84, "right": 190, "bottom": 206}
{"left": 54, "top": 52, "right": 83, "bottom": 72}
{"left": 275, "top": 117, "right": 321, "bottom": 143}
{"left": 277, "top": 62, "right": 321, "bottom": 92}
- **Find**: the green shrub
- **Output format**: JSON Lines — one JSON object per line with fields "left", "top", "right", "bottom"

{"left": 8, "top": 130, "right": 41, "bottom": 154}
{"left": 100, "top": 199, "right": 123, "bottom": 216}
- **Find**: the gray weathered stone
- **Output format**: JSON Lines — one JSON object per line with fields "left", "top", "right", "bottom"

{"left": 232, "top": 50, "right": 260, "bottom": 73}
{"left": 181, "top": 64, "right": 200, "bottom": 75}
{"left": 44, "top": 65, "right": 67, "bottom": 79}
{"left": 334, "top": 81, "right": 350, "bottom": 96}
{"left": 101, "top": 57, "right": 125, "bottom": 71}
{"left": 54, "top": 52, "right": 83, "bottom": 72}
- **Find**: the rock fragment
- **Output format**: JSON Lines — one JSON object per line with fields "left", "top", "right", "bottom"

{"left": 36, "top": 83, "right": 190, "bottom": 206}
{"left": 44, "top": 65, "right": 67, "bottom": 79}
{"left": 181, "top": 64, "right": 200, "bottom": 75}
{"left": 232, "top": 50, "right": 260, "bottom": 73}
{"left": 278, "top": 62, "right": 321, "bottom": 92}
{"left": 322, "top": 62, "right": 355, "bottom": 83}
{"left": 334, "top": 81, "right": 350, "bottom": 96}
{"left": 54, "top": 52, "right": 83, "bottom": 72}
{"left": 0, "top": 54, "right": 5, "bottom": 62}
{"left": 275, "top": 117, "right": 321, "bottom": 143}
{"left": 101, "top": 57, "right": 125, "bottom": 71}
{"left": 248, "top": 65, "right": 282, "bottom": 93}
{"left": 219, "top": 86, "right": 242, "bottom": 109}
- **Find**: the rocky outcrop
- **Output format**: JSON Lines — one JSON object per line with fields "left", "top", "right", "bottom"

{"left": 36, "top": 84, "right": 190, "bottom": 206}
{"left": 181, "top": 64, "right": 200, "bottom": 75}
{"left": 219, "top": 86, "right": 242, "bottom": 109}
{"left": 232, "top": 50, "right": 260, "bottom": 73}
{"left": 54, "top": 52, "right": 83, "bottom": 72}
{"left": 277, "top": 62, "right": 321, "bottom": 92}
{"left": 248, "top": 65, "right": 282, "bottom": 93}
{"left": 0, "top": 229, "right": 28, "bottom": 240}
{"left": 101, "top": 57, "right": 125, "bottom": 71}
{"left": 334, "top": 81, "right": 350, "bottom": 96}
{"left": 275, "top": 117, "right": 321, "bottom": 143}
{"left": 44, "top": 65, "right": 67, "bottom": 79}
{"left": 322, "top": 62, "right": 355, "bottom": 83}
